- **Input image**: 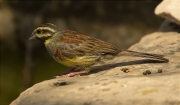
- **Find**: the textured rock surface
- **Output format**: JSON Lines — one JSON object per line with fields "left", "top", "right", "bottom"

{"left": 10, "top": 32, "right": 180, "bottom": 105}
{"left": 155, "top": 0, "right": 180, "bottom": 25}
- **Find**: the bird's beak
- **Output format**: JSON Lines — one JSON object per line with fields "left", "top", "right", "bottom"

{"left": 29, "top": 33, "right": 36, "bottom": 40}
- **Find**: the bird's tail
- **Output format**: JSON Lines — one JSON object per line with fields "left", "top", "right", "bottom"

{"left": 118, "top": 49, "right": 169, "bottom": 62}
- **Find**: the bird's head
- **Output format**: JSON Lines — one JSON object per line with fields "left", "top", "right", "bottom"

{"left": 29, "top": 23, "right": 61, "bottom": 42}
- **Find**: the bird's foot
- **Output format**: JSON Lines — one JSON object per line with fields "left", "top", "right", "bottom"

{"left": 54, "top": 68, "right": 90, "bottom": 78}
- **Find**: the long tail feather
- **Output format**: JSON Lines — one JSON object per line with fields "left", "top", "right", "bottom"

{"left": 118, "top": 49, "right": 169, "bottom": 62}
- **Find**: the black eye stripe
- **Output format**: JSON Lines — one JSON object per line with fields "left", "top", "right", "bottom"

{"left": 37, "top": 36, "right": 52, "bottom": 42}
{"left": 36, "top": 29, "right": 54, "bottom": 34}
{"left": 36, "top": 30, "right": 41, "bottom": 34}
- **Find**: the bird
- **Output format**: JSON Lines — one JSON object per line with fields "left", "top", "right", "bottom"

{"left": 29, "top": 23, "right": 169, "bottom": 78}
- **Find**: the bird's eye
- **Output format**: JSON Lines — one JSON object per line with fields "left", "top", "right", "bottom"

{"left": 36, "top": 30, "right": 41, "bottom": 34}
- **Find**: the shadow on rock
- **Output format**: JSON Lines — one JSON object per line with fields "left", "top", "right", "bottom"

{"left": 90, "top": 59, "right": 168, "bottom": 74}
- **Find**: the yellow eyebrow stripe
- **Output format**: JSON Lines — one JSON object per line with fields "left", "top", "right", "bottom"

{"left": 34, "top": 27, "right": 56, "bottom": 33}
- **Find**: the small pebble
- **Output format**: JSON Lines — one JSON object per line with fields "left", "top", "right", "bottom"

{"left": 54, "top": 81, "right": 67, "bottom": 86}
{"left": 143, "top": 70, "right": 151, "bottom": 75}
{"left": 158, "top": 69, "right": 163, "bottom": 73}
{"left": 121, "top": 68, "right": 130, "bottom": 73}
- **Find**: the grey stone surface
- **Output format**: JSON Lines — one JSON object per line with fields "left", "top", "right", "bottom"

{"left": 10, "top": 32, "right": 180, "bottom": 105}
{"left": 155, "top": 0, "right": 180, "bottom": 25}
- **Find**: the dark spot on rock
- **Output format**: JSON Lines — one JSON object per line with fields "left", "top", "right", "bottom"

{"left": 35, "top": 89, "right": 42, "bottom": 93}
{"left": 175, "top": 64, "right": 180, "bottom": 68}
{"left": 54, "top": 81, "right": 67, "bottom": 86}
{"left": 83, "top": 102, "right": 91, "bottom": 105}
{"left": 143, "top": 72, "right": 147, "bottom": 75}
{"left": 121, "top": 68, "right": 130, "bottom": 73}
{"left": 170, "top": 51, "right": 175, "bottom": 54}
{"left": 143, "top": 70, "right": 151, "bottom": 75}
{"left": 158, "top": 69, "right": 163, "bottom": 73}
{"left": 102, "top": 88, "right": 110, "bottom": 91}
{"left": 94, "top": 82, "right": 100, "bottom": 85}
{"left": 177, "top": 48, "right": 180, "bottom": 52}
{"left": 100, "top": 78, "right": 108, "bottom": 81}
{"left": 102, "top": 82, "right": 108, "bottom": 86}
{"left": 78, "top": 87, "right": 85, "bottom": 90}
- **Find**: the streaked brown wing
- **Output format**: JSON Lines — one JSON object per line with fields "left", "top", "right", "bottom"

{"left": 56, "top": 30, "right": 119, "bottom": 58}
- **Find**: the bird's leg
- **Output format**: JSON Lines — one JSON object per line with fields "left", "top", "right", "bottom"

{"left": 54, "top": 67, "right": 76, "bottom": 76}
{"left": 54, "top": 68, "right": 90, "bottom": 78}
{"left": 62, "top": 67, "right": 77, "bottom": 74}
{"left": 54, "top": 67, "right": 76, "bottom": 77}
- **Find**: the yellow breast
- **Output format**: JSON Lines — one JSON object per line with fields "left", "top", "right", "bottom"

{"left": 57, "top": 55, "right": 100, "bottom": 68}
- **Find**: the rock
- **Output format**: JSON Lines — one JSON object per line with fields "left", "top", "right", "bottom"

{"left": 10, "top": 32, "right": 180, "bottom": 105}
{"left": 155, "top": 0, "right": 180, "bottom": 25}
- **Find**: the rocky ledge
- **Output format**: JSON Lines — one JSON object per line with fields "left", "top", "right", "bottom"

{"left": 10, "top": 32, "right": 180, "bottom": 105}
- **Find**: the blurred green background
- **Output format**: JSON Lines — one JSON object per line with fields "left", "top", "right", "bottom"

{"left": 0, "top": 0, "right": 163, "bottom": 104}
